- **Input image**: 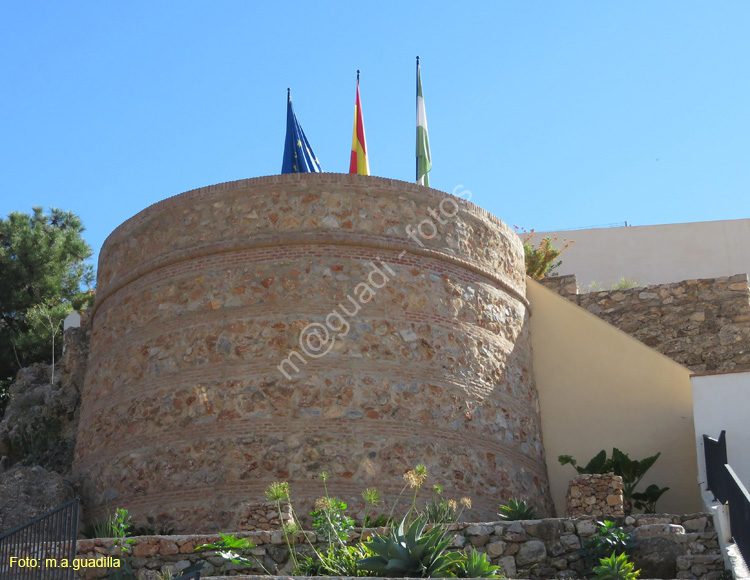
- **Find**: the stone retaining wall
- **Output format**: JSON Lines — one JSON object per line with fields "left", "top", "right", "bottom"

{"left": 73, "top": 514, "right": 721, "bottom": 580}
{"left": 539, "top": 273, "right": 750, "bottom": 373}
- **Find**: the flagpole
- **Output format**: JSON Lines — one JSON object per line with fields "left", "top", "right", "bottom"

{"left": 416, "top": 56, "right": 420, "bottom": 183}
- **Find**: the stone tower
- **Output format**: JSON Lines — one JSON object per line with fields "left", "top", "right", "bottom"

{"left": 73, "top": 173, "right": 553, "bottom": 531}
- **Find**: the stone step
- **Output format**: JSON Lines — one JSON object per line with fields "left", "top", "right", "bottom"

{"left": 676, "top": 554, "right": 727, "bottom": 579}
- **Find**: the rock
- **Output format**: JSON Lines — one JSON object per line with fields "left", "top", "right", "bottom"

{"left": 487, "top": 540, "right": 506, "bottom": 557}
{"left": 266, "top": 545, "right": 288, "bottom": 564}
{"left": 0, "top": 465, "right": 75, "bottom": 531}
{"left": 133, "top": 543, "right": 160, "bottom": 558}
{"left": 172, "top": 560, "right": 192, "bottom": 572}
{"left": 451, "top": 534, "right": 466, "bottom": 548}
{"left": 576, "top": 519, "right": 597, "bottom": 536}
{"left": 498, "top": 556, "right": 516, "bottom": 578}
{"left": 516, "top": 539, "right": 547, "bottom": 566}
{"left": 158, "top": 539, "right": 179, "bottom": 555}
{"left": 682, "top": 516, "right": 708, "bottom": 532}
{"left": 466, "top": 523, "right": 494, "bottom": 536}
{"left": 0, "top": 325, "right": 88, "bottom": 476}
{"left": 525, "top": 519, "right": 562, "bottom": 541}
{"left": 470, "top": 534, "right": 490, "bottom": 547}
{"left": 633, "top": 524, "right": 685, "bottom": 539}
{"left": 549, "top": 540, "right": 565, "bottom": 557}
{"left": 504, "top": 521, "right": 529, "bottom": 542}
{"left": 560, "top": 533, "right": 581, "bottom": 551}
{"left": 631, "top": 536, "right": 685, "bottom": 579}
{"left": 399, "top": 328, "right": 418, "bottom": 342}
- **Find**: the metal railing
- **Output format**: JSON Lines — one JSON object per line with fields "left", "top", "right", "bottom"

{"left": 0, "top": 498, "right": 79, "bottom": 580}
{"left": 704, "top": 431, "right": 750, "bottom": 567}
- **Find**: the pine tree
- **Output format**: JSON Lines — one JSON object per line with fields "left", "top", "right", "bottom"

{"left": 0, "top": 207, "right": 94, "bottom": 403}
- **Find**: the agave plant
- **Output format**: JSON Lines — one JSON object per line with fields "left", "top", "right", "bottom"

{"left": 454, "top": 548, "right": 503, "bottom": 578}
{"left": 593, "top": 552, "right": 640, "bottom": 580}
{"left": 358, "top": 516, "right": 462, "bottom": 578}
{"left": 497, "top": 498, "right": 535, "bottom": 521}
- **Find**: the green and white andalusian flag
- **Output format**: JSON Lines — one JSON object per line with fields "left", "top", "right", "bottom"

{"left": 416, "top": 57, "right": 432, "bottom": 187}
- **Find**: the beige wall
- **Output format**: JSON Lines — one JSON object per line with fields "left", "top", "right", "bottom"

{"left": 527, "top": 279, "right": 703, "bottom": 516}
{"left": 531, "top": 218, "right": 750, "bottom": 288}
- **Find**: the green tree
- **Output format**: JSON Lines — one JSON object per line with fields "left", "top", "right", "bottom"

{"left": 0, "top": 207, "right": 94, "bottom": 401}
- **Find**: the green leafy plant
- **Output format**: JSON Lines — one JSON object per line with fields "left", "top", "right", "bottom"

{"left": 593, "top": 552, "right": 640, "bottom": 580}
{"left": 581, "top": 520, "right": 634, "bottom": 575}
{"left": 312, "top": 497, "right": 355, "bottom": 544}
{"left": 559, "top": 450, "right": 611, "bottom": 475}
{"left": 610, "top": 448, "right": 661, "bottom": 499}
{"left": 107, "top": 508, "right": 136, "bottom": 580}
{"left": 361, "top": 487, "right": 385, "bottom": 529}
{"left": 631, "top": 484, "right": 670, "bottom": 514}
{"left": 297, "top": 544, "right": 373, "bottom": 577}
{"left": 195, "top": 533, "right": 268, "bottom": 574}
{"left": 358, "top": 516, "right": 463, "bottom": 577}
{"left": 421, "top": 484, "right": 458, "bottom": 524}
{"left": 454, "top": 548, "right": 503, "bottom": 578}
{"left": 585, "top": 521, "right": 634, "bottom": 557}
{"left": 497, "top": 498, "right": 535, "bottom": 521}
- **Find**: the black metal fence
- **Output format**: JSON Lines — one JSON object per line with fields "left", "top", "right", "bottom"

{"left": 0, "top": 498, "right": 79, "bottom": 580}
{"left": 703, "top": 431, "right": 729, "bottom": 502}
{"left": 704, "top": 430, "right": 750, "bottom": 568}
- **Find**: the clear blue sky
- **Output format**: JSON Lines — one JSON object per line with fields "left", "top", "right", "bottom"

{"left": 2, "top": 1, "right": 749, "bottom": 270}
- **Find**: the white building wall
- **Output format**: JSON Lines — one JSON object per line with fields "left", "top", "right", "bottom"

{"left": 691, "top": 371, "right": 750, "bottom": 490}
{"left": 531, "top": 218, "right": 750, "bottom": 289}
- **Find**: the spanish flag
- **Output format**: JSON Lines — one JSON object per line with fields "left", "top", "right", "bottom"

{"left": 349, "top": 70, "right": 370, "bottom": 175}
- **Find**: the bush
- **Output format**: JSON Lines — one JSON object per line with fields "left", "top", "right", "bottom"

{"left": 515, "top": 227, "right": 573, "bottom": 280}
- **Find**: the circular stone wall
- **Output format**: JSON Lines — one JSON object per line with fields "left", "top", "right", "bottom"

{"left": 73, "top": 173, "right": 553, "bottom": 531}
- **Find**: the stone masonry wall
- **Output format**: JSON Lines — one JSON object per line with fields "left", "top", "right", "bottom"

{"left": 72, "top": 514, "right": 721, "bottom": 580}
{"left": 539, "top": 273, "right": 750, "bottom": 373}
{"left": 74, "top": 174, "right": 553, "bottom": 532}
{"left": 536, "top": 274, "right": 579, "bottom": 299}
{"left": 565, "top": 473, "right": 624, "bottom": 517}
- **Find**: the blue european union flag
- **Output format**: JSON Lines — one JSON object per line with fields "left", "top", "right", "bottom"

{"left": 281, "top": 89, "right": 322, "bottom": 174}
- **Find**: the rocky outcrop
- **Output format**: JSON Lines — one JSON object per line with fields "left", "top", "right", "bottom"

{"left": 0, "top": 323, "right": 89, "bottom": 475}
{"left": 0, "top": 465, "right": 75, "bottom": 531}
